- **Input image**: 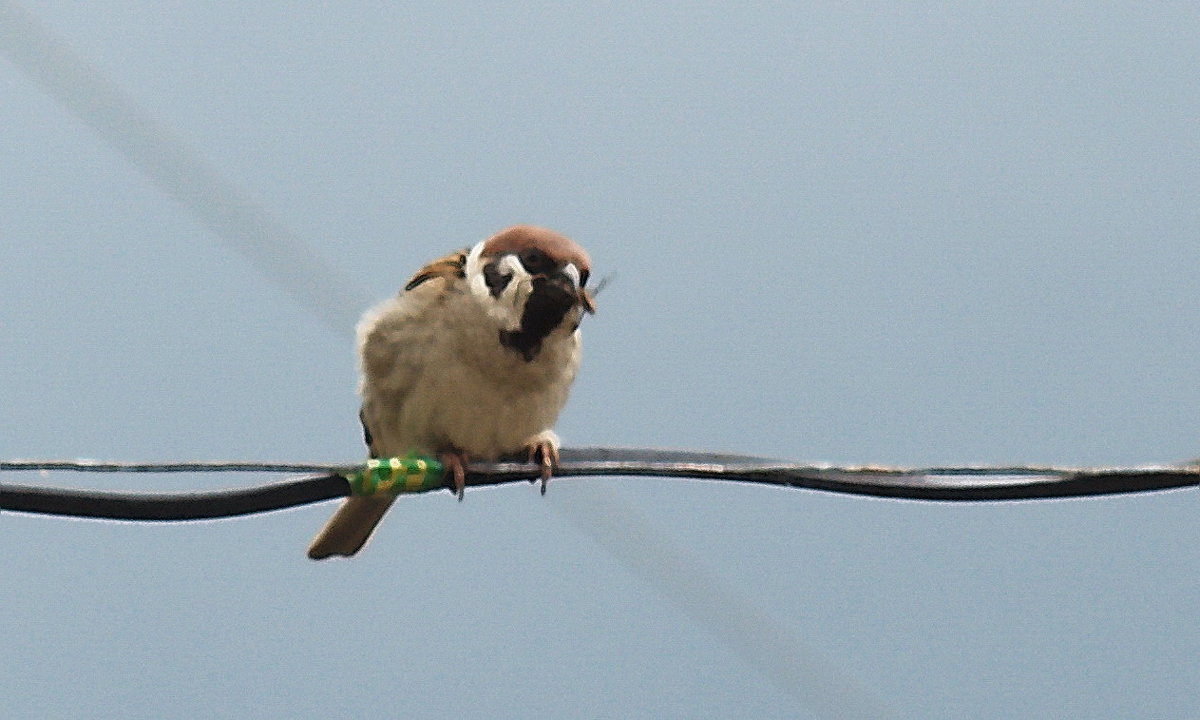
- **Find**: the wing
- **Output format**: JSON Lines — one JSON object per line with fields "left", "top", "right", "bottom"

{"left": 308, "top": 250, "right": 467, "bottom": 559}
{"left": 403, "top": 248, "right": 467, "bottom": 291}
{"left": 355, "top": 249, "right": 468, "bottom": 452}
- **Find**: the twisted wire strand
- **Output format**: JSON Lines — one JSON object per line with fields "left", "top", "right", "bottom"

{"left": 3, "top": 448, "right": 1196, "bottom": 521}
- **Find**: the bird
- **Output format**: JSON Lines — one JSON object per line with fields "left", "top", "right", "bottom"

{"left": 307, "top": 225, "right": 595, "bottom": 559}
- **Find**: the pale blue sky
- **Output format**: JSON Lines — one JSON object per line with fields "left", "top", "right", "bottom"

{"left": 3, "top": 3, "right": 1199, "bottom": 718}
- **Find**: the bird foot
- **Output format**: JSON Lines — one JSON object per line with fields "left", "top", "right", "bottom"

{"left": 523, "top": 431, "right": 560, "bottom": 495}
{"left": 439, "top": 451, "right": 468, "bottom": 501}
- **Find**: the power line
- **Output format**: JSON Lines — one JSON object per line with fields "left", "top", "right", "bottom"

{"left": 4, "top": 448, "right": 1197, "bottom": 522}
{"left": 1, "top": 460, "right": 346, "bottom": 474}
{"left": 1, "top": 9, "right": 865, "bottom": 711}
{"left": 0, "top": 10, "right": 1183, "bottom": 716}
{"left": 2, "top": 473, "right": 344, "bottom": 521}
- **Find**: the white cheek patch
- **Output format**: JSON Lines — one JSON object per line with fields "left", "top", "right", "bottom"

{"left": 465, "top": 244, "right": 531, "bottom": 331}
{"left": 498, "top": 252, "right": 532, "bottom": 295}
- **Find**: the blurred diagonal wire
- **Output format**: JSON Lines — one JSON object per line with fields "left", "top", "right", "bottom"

{"left": 0, "top": 0, "right": 363, "bottom": 334}
{"left": 4, "top": 457, "right": 1195, "bottom": 715}
{"left": 555, "top": 482, "right": 894, "bottom": 719}
{"left": 0, "top": 4, "right": 894, "bottom": 717}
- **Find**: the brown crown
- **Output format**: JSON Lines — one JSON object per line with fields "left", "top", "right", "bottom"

{"left": 480, "top": 225, "right": 591, "bottom": 280}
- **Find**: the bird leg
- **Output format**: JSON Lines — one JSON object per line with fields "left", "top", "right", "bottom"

{"left": 525, "top": 434, "right": 560, "bottom": 495}
{"left": 440, "top": 450, "right": 468, "bottom": 501}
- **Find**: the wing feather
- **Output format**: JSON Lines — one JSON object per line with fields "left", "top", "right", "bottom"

{"left": 308, "top": 248, "right": 467, "bottom": 559}
{"left": 403, "top": 248, "right": 467, "bottom": 291}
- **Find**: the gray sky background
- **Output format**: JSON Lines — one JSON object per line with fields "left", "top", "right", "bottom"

{"left": 3, "top": 2, "right": 1199, "bottom": 718}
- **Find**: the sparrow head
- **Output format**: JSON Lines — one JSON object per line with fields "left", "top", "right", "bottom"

{"left": 465, "top": 225, "right": 595, "bottom": 361}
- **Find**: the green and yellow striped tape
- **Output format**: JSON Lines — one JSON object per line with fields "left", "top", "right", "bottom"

{"left": 343, "top": 454, "right": 446, "bottom": 496}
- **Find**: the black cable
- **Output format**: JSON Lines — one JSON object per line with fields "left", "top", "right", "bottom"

{"left": 1, "top": 474, "right": 348, "bottom": 520}
{"left": 2, "top": 448, "right": 1196, "bottom": 521}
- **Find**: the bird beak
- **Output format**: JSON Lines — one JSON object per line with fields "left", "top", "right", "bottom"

{"left": 579, "top": 288, "right": 596, "bottom": 314}
{"left": 544, "top": 262, "right": 595, "bottom": 314}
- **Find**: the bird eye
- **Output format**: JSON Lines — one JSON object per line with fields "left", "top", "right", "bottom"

{"left": 518, "top": 248, "right": 553, "bottom": 275}
{"left": 579, "top": 269, "right": 589, "bottom": 287}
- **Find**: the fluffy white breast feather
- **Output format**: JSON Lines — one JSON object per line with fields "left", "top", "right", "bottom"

{"left": 307, "top": 225, "right": 593, "bottom": 559}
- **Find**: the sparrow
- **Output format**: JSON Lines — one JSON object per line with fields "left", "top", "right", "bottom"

{"left": 307, "top": 225, "right": 595, "bottom": 559}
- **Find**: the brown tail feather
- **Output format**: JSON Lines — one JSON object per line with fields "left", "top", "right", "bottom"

{"left": 307, "top": 496, "right": 396, "bottom": 559}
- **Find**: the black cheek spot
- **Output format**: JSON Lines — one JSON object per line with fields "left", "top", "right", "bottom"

{"left": 483, "top": 261, "right": 513, "bottom": 297}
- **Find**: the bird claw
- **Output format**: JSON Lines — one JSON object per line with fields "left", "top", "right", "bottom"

{"left": 440, "top": 451, "right": 468, "bottom": 501}
{"left": 526, "top": 440, "right": 559, "bottom": 495}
